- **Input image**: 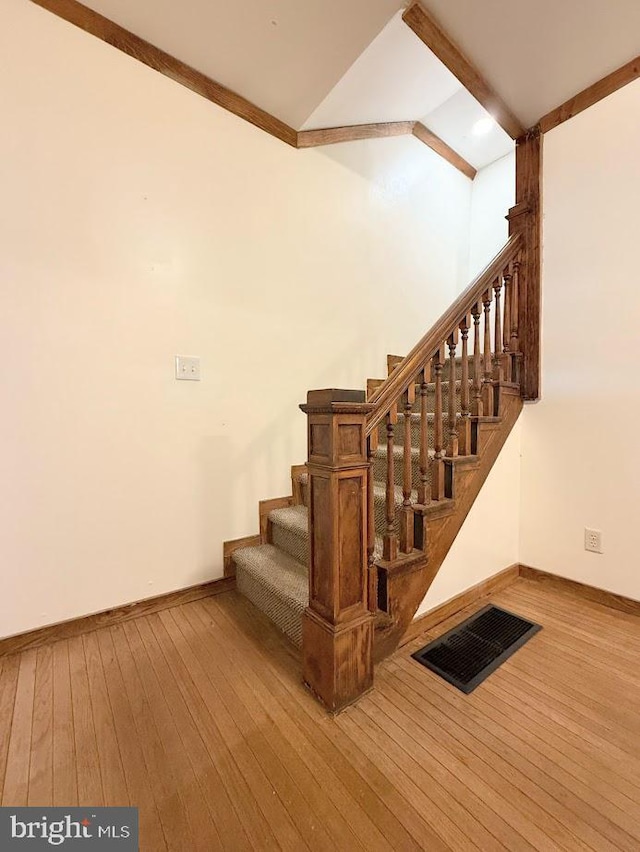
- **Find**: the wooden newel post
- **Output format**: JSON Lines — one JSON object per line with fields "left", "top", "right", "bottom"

{"left": 507, "top": 127, "right": 542, "bottom": 401}
{"left": 299, "top": 389, "right": 375, "bottom": 712}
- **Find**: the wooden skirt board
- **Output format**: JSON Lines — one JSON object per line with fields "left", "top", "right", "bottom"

{"left": 411, "top": 604, "right": 541, "bottom": 693}
{"left": 2, "top": 578, "right": 640, "bottom": 850}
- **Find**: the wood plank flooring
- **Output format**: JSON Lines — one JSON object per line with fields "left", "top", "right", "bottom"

{"left": 1, "top": 577, "right": 640, "bottom": 850}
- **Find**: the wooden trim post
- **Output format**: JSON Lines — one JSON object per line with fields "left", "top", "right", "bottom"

{"left": 300, "top": 389, "right": 375, "bottom": 712}
{"left": 508, "top": 127, "right": 542, "bottom": 400}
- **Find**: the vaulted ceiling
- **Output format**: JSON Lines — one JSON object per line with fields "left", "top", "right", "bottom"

{"left": 63, "top": 0, "right": 640, "bottom": 169}
{"left": 421, "top": 0, "right": 640, "bottom": 129}
{"left": 301, "top": 12, "right": 513, "bottom": 170}
{"left": 76, "top": 0, "right": 402, "bottom": 128}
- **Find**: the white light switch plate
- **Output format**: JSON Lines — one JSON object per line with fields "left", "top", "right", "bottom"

{"left": 175, "top": 355, "right": 201, "bottom": 381}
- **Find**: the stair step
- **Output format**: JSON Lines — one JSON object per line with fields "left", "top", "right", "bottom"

{"left": 372, "top": 382, "right": 472, "bottom": 414}
{"left": 234, "top": 469, "right": 460, "bottom": 641}
{"left": 388, "top": 354, "right": 478, "bottom": 382}
{"left": 293, "top": 457, "right": 456, "bottom": 538}
{"left": 372, "top": 461, "right": 468, "bottom": 535}
{"left": 269, "top": 504, "right": 309, "bottom": 566}
{"left": 234, "top": 543, "right": 308, "bottom": 647}
{"left": 235, "top": 510, "right": 388, "bottom": 645}
{"left": 278, "top": 477, "right": 445, "bottom": 553}
{"left": 235, "top": 387, "right": 481, "bottom": 642}
{"left": 412, "top": 380, "right": 471, "bottom": 414}
{"left": 373, "top": 481, "right": 418, "bottom": 538}
{"left": 373, "top": 481, "right": 417, "bottom": 506}
{"left": 369, "top": 377, "right": 472, "bottom": 400}
{"left": 270, "top": 503, "right": 385, "bottom": 564}
{"left": 373, "top": 444, "right": 434, "bottom": 489}
{"left": 382, "top": 411, "right": 462, "bottom": 448}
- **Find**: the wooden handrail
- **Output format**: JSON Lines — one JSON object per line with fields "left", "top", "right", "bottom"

{"left": 366, "top": 233, "right": 523, "bottom": 435}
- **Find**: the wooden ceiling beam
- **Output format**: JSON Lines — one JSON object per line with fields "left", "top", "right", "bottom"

{"left": 297, "top": 121, "right": 415, "bottom": 147}
{"left": 299, "top": 120, "right": 476, "bottom": 180}
{"left": 412, "top": 123, "right": 477, "bottom": 180}
{"left": 402, "top": 1, "right": 525, "bottom": 141}
{"left": 30, "top": 0, "right": 299, "bottom": 146}
{"left": 538, "top": 55, "right": 640, "bottom": 134}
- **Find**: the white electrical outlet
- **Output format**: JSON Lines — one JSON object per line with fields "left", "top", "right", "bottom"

{"left": 175, "top": 355, "right": 201, "bottom": 381}
{"left": 584, "top": 528, "right": 603, "bottom": 554}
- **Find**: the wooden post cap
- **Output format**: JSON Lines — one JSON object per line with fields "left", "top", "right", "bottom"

{"left": 300, "top": 389, "right": 373, "bottom": 415}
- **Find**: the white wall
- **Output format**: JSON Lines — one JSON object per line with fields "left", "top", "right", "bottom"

{"left": 468, "top": 151, "right": 515, "bottom": 278}
{"left": 418, "top": 419, "right": 522, "bottom": 614}
{"left": 0, "top": 0, "right": 473, "bottom": 638}
{"left": 519, "top": 79, "right": 640, "bottom": 602}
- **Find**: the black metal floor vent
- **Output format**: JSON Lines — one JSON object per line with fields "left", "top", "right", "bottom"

{"left": 411, "top": 605, "right": 541, "bottom": 694}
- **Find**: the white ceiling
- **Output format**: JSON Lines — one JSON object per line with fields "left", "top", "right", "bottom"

{"left": 303, "top": 13, "right": 513, "bottom": 170}
{"left": 301, "top": 13, "right": 460, "bottom": 130}
{"left": 421, "top": 0, "right": 640, "bottom": 127}
{"left": 80, "top": 0, "right": 402, "bottom": 128}
{"left": 420, "top": 90, "right": 513, "bottom": 170}
{"left": 77, "top": 0, "right": 639, "bottom": 169}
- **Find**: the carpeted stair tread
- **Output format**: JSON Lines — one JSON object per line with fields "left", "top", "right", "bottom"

{"left": 374, "top": 382, "right": 473, "bottom": 417}
{"left": 269, "top": 503, "right": 387, "bottom": 568}
{"left": 373, "top": 481, "right": 418, "bottom": 506}
{"left": 373, "top": 444, "right": 433, "bottom": 489}
{"left": 234, "top": 543, "right": 308, "bottom": 647}
{"left": 373, "top": 480, "right": 422, "bottom": 537}
{"left": 270, "top": 504, "right": 307, "bottom": 534}
{"left": 374, "top": 445, "right": 434, "bottom": 462}
{"left": 411, "top": 380, "right": 472, "bottom": 413}
{"left": 389, "top": 411, "right": 460, "bottom": 423}
{"left": 269, "top": 504, "right": 309, "bottom": 565}
{"left": 384, "top": 411, "right": 462, "bottom": 448}
{"left": 389, "top": 355, "right": 476, "bottom": 377}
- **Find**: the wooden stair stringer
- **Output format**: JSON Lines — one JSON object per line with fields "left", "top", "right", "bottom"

{"left": 373, "top": 389, "right": 523, "bottom": 662}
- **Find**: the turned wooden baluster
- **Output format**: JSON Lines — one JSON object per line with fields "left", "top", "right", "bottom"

{"left": 399, "top": 386, "right": 415, "bottom": 554}
{"left": 446, "top": 331, "right": 459, "bottom": 457}
{"left": 502, "top": 264, "right": 513, "bottom": 382}
{"left": 492, "top": 274, "right": 504, "bottom": 383}
{"left": 458, "top": 315, "right": 471, "bottom": 455}
{"left": 383, "top": 404, "right": 398, "bottom": 561}
{"left": 471, "top": 301, "right": 483, "bottom": 417}
{"left": 366, "top": 431, "right": 377, "bottom": 610}
{"left": 510, "top": 258, "right": 521, "bottom": 383}
{"left": 482, "top": 288, "right": 494, "bottom": 416}
{"left": 431, "top": 346, "right": 446, "bottom": 500}
{"left": 417, "top": 366, "right": 430, "bottom": 505}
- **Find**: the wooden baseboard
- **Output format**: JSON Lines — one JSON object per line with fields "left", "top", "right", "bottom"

{"left": 519, "top": 564, "right": 640, "bottom": 617}
{"left": 7, "top": 560, "right": 637, "bottom": 659}
{"left": 401, "top": 562, "right": 640, "bottom": 647}
{"left": 401, "top": 563, "right": 521, "bottom": 645}
{"left": 0, "top": 575, "right": 234, "bottom": 657}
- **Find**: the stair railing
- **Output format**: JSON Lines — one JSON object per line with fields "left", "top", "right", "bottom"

{"left": 365, "top": 233, "right": 523, "bottom": 573}
{"left": 301, "top": 233, "right": 523, "bottom": 712}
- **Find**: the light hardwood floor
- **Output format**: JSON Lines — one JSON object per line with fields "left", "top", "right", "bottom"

{"left": 1, "top": 578, "right": 639, "bottom": 850}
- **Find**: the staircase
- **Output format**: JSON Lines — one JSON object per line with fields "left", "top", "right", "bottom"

{"left": 225, "top": 232, "right": 532, "bottom": 711}
{"left": 233, "top": 359, "right": 485, "bottom": 643}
